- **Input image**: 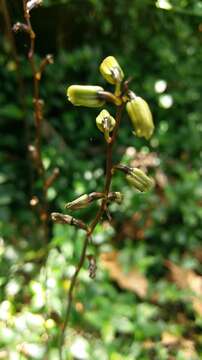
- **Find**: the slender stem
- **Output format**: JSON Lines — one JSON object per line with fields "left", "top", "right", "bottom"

{"left": 22, "top": 0, "right": 49, "bottom": 241}
{"left": 19, "top": 5, "right": 52, "bottom": 356}
{"left": 58, "top": 235, "right": 89, "bottom": 360}
{"left": 59, "top": 103, "right": 124, "bottom": 359}
{"left": 1, "top": 0, "right": 33, "bottom": 196}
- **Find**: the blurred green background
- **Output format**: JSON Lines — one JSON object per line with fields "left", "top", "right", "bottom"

{"left": 0, "top": 0, "right": 202, "bottom": 359}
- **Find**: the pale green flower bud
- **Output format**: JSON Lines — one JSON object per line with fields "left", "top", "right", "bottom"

{"left": 96, "top": 109, "right": 116, "bottom": 143}
{"left": 65, "top": 192, "right": 105, "bottom": 210}
{"left": 126, "top": 92, "right": 154, "bottom": 140}
{"left": 67, "top": 85, "right": 105, "bottom": 108}
{"left": 96, "top": 109, "right": 116, "bottom": 132}
{"left": 126, "top": 168, "right": 154, "bottom": 192}
{"left": 65, "top": 194, "right": 89, "bottom": 210}
{"left": 100, "top": 56, "right": 124, "bottom": 84}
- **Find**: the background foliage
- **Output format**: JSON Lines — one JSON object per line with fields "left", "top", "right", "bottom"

{"left": 0, "top": 0, "right": 202, "bottom": 359}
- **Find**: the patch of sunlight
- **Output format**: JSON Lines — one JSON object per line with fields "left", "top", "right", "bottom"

{"left": 156, "top": 0, "right": 172, "bottom": 10}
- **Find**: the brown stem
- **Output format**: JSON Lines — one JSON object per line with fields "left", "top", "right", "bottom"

{"left": 58, "top": 235, "right": 89, "bottom": 360}
{"left": 1, "top": 0, "right": 34, "bottom": 196}
{"left": 22, "top": 0, "right": 50, "bottom": 241}
{"left": 58, "top": 103, "right": 125, "bottom": 359}
{"left": 1, "top": 0, "right": 19, "bottom": 65}
{"left": 98, "top": 90, "right": 121, "bottom": 105}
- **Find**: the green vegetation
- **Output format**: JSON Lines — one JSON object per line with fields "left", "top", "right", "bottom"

{"left": 0, "top": 0, "right": 202, "bottom": 359}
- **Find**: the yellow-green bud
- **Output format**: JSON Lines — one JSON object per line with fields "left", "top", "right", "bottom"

{"left": 99, "top": 56, "right": 124, "bottom": 84}
{"left": 126, "top": 168, "right": 154, "bottom": 192}
{"left": 96, "top": 109, "right": 116, "bottom": 143}
{"left": 126, "top": 93, "right": 154, "bottom": 140}
{"left": 67, "top": 85, "right": 105, "bottom": 108}
{"left": 96, "top": 109, "right": 116, "bottom": 132}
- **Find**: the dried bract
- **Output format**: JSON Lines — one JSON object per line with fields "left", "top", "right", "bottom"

{"left": 51, "top": 212, "right": 87, "bottom": 230}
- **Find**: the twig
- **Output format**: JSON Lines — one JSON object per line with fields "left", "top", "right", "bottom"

{"left": 14, "top": 3, "right": 55, "bottom": 356}
{"left": 21, "top": 0, "right": 53, "bottom": 241}
{"left": 1, "top": 0, "right": 33, "bottom": 196}
{"left": 58, "top": 104, "right": 124, "bottom": 360}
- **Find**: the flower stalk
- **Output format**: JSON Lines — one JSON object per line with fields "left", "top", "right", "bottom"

{"left": 13, "top": 0, "right": 56, "bottom": 242}
{"left": 51, "top": 55, "right": 155, "bottom": 359}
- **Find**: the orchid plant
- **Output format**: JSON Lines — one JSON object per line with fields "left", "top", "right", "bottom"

{"left": 51, "top": 56, "right": 155, "bottom": 359}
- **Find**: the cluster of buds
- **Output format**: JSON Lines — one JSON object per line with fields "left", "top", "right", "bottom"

{"left": 51, "top": 56, "right": 156, "bottom": 281}
{"left": 52, "top": 56, "right": 155, "bottom": 231}
{"left": 66, "top": 55, "right": 154, "bottom": 142}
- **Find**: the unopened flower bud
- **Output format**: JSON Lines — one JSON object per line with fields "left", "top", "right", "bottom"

{"left": 65, "top": 192, "right": 104, "bottom": 210}
{"left": 100, "top": 56, "right": 124, "bottom": 84}
{"left": 126, "top": 92, "right": 154, "bottom": 140}
{"left": 67, "top": 85, "right": 105, "bottom": 108}
{"left": 65, "top": 194, "right": 89, "bottom": 210}
{"left": 51, "top": 212, "right": 73, "bottom": 224}
{"left": 126, "top": 168, "right": 154, "bottom": 192}
{"left": 51, "top": 212, "right": 87, "bottom": 231}
{"left": 96, "top": 109, "right": 116, "bottom": 142}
